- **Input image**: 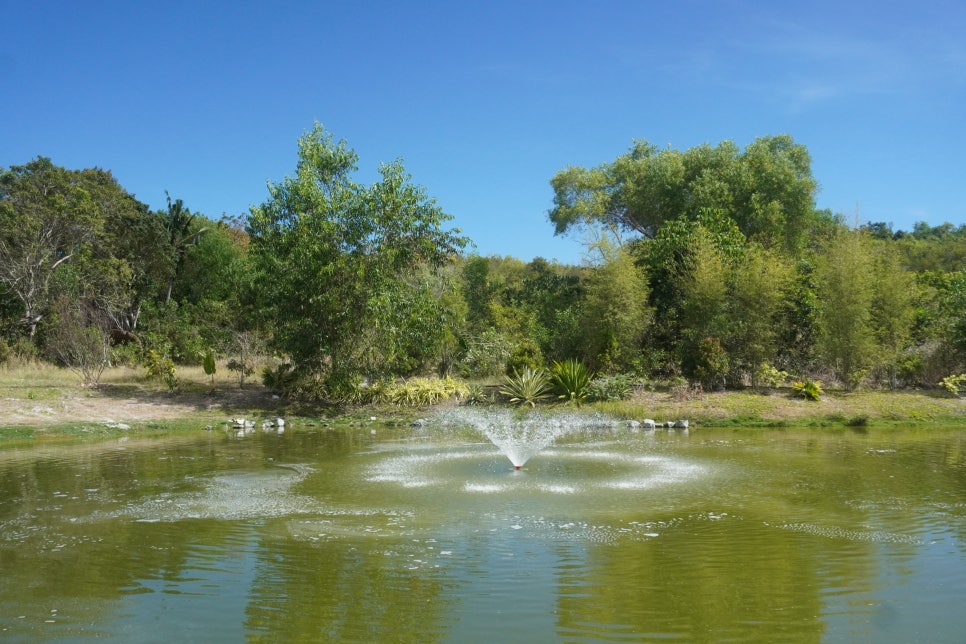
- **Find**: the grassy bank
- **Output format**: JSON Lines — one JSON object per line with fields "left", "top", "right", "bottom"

{"left": 596, "top": 388, "right": 966, "bottom": 428}
{"left": 1, "top": 364, "right": 964, "bottom": 444}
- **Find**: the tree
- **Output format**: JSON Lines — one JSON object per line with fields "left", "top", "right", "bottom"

{"left": 549, "top": 135, "right": 819, "bottom": 253}
{"left": 578, "top": 241, "right": 651, "bottom": 372}
{"left": 815, "top": 227, "right": 877, "bottom": 390}
{"left": 869, "top": 241, "right": 916, "bottom": 387}
{"left": 726, "top": 245, "right": 793, "bottom": 385}
{"left": 0, "top": 158, "right": 101, "bottom": 338}
{"left": 675, "top": 226, "right": 731, "bottom": 383}
{"left": 160, "top": 192, "right": 209, "bottom": 304}
{"left": 247, "top": 123, "right": 467, "bottom": 395}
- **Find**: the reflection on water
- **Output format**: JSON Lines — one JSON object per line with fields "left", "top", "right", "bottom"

{"left": 0, "top": 424, "right": 965, "bottom": 642}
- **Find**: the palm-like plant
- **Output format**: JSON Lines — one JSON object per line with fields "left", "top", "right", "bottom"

{"left": 792, "top": 379, "right": 823, "bottom": 401}
{"left": 500, "top": 367, "right": 551, "bottom": 407}
{"left": 550, "top": 359, "right": 592, "bottom": 404}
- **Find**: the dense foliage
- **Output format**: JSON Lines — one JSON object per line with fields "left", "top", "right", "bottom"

{"left": 2, "top": 130, "right": 964, "bottom": 398}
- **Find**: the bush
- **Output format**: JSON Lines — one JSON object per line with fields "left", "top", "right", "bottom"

{"left": 345, "top": 376, "right": 469, "bottom": 407}
{"left": 143, "top": 349, "right": 178, "bottom": 390}
{"left": 586, "top": 374, "right": 634, "bottom": 402}
{"left": 754, "top": 364, "right": 790, "bottom": 389}
{"left": 387, "top": 376, "right": 469, "bottom": 407}
{"left": 693, "top": 337, "right": 729, "bottom": 390}
{"left": 505, "top": 338, "right": 544, "bottom": 376}
{"left": 459, "top": 329, "right": 514, "bottom": 379}
{"left": 462, "top": 383, "right": 493, "bottom": 406}
{"left": 792, "top": 379, "right": 823, "bottom": 401}
{"left": 940, "top": 374, "right": 966, "bottom": 396}
{"left": 262, "top": 363, "right": 297, "bottom": 395}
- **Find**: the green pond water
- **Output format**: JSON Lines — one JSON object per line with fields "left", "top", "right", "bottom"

{"left": 0, "top": 417, "right": 965, "bottom": 643}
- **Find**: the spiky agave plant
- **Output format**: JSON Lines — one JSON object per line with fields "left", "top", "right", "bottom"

{"left": 500, "top": 367, "right": 551, "bottom": 407}
{"left": 550, "top": 359, "right": 592, "bottom": 405}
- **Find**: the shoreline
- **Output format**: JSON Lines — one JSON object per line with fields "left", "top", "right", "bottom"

{"left": 1, "top": 365, "right": 964, "bottom": 442}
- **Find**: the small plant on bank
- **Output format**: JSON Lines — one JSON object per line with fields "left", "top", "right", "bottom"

{"left": 226, "top": 358, "right": 254, "bottom": 388}
{"left": 550, "top": 359, "right": 592, "bottom": 405}
{"left": 388, "top": 377, "right": 469, "bottom": 407}
{"left": 586, "top": 374, "right": 634, "bottom": 402}
{"left": 202, "top": 348, "right": 217, "bottom": 391}
{"left": 143, "top": 349, "right": 178, "bottom": 390}
{"left": 754, "top": 363, "right": 790, "bottom": 389}
{"left": 500, "top": 367, "right": 551, "bottom": 407}
{"left": 940, "top": 374, "right": 966, "bottom": 397}
{"left": 792, "top": 379, "right": 823, "bottom": 401}
{"left": 261, "top": 363, "right": 297, "bottom": 395}
{"left": 463, "top": 383, "right": 493, "bottom": 406}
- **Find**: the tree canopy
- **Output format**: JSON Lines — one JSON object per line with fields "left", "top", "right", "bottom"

{"left": 247, "top": 123, "right": 468, "bottom": 394}
{"left": 549, "top": 134, "right": 820, "bottom": 252}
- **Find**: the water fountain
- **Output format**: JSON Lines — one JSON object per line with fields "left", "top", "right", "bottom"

{"left": 436, "top": 407, "right": 621, "bottom": 469}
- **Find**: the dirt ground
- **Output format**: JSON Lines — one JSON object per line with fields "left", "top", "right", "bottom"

{"left": 0, "top": 382, "right": 281, "bottom": 427}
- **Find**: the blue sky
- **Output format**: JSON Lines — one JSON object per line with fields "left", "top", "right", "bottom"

{"left": 3, "top": 0, "right": 964, "bottom": 263}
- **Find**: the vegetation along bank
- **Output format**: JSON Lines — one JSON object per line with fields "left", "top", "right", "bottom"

{"left": 2, "top": 124, "right": 966, "bottom": 438}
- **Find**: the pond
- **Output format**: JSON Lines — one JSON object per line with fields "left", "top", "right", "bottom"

{"left": 1, "top": 415, "right": 965, "bottom": 642}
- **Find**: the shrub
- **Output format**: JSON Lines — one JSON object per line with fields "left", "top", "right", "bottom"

{"left": 940, "top": 374, "right": 966, "bottom": 396}
{"left": 550, "top": 359, "right": 592, "bottom": 404}
{"left": 459, "top": 329, "right": 513, "bottom": 378}
{"left": 586, "top": 374, "right": 634, "bottom": 402}
{"left": 693, "top": 337, "right": 729, "bottom": 390}
{"left": 754, "top": 363, "right": 790, "bottom": 389}
{"left": 500, "top": 367, "right": 551, "bottom": 407}
{"left": 342, "top": 376, "right": 469, "bottom": 407}
{"left": 143, "top": 349, "right": 178, "bottom": 390}
{"left": 262, "top": 363, "right": 297, "bottom": 395}
{"left": 505, "top": 338, "right": 544, "bottom": 376}
{"left": 462, "top": 383, "right": 493, "bottom": 406}
{"left": 846, "top": 414, "right": 869, "bottom": 427}
{"left": 792, "top": 379, "right": 823, "bottom": 401}
{"left": 387, "top": 376, "right": 469, "bottom": 407}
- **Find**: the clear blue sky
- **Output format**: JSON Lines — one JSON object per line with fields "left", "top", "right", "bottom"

{"left": 3, "top": 0, "right": 964, "bottom": 263}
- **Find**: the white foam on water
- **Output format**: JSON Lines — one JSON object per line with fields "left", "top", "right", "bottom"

{"left": 90, "top": 464, "right": 322, "bottom": 522}
{"left": 538, "top": 484, "right": 578, "bottom": 494}
{"left": 464, "top": 483, "right": 505, "bottom": 493}
{"left": 779, "top": 522, "right": 923, "bottom": 545}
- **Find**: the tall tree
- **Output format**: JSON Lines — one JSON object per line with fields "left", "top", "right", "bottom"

{"left": 160, "top": 192, "right": 208, "bottom": 304}
{"left": 549, "top": 134, "right": 819, "bottom": 252}
{"left": 579, "top": 241, "right": 651, "bottom": 372}
{"left": 726, "top": 245, "right": 793, "bottom": 384}
{"left": 815, "top": 227, "right": 877, "bottom": 390}
{"left": 247, "top": 123, "right": 467, "bottom": 395}
{"left": 0, "top": 158, "right": 131, "bottom": 339}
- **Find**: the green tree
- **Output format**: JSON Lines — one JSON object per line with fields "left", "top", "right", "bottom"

{"left": 0, "top": 158, "right": 151, "bottom": 342}
{"left": 160, "top": 193, "right": 209, "bottom": 304}
{"left": 727, "top": 245, "right": 793, "bottom": 385}
{"left": 0, "top": 158, "right": 101, "bottom": 338}
{"left": 247, "top": 123, "right": 467, "bottom": 395}
{"left": 549, "top": 134, "right": 819, "bottom": 253}
{"left": 578, "top": 241, "right": 651, "bottom": 372}
{"left": 870, "top": 241, "right": 916, "bottom": 388}
{"left": 815, "top": 227, "right": 877, "bottom": 390}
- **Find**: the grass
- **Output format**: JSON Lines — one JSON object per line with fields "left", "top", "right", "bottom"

{"left": 593, "top": 387, "right": 966, "bottom": 428}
